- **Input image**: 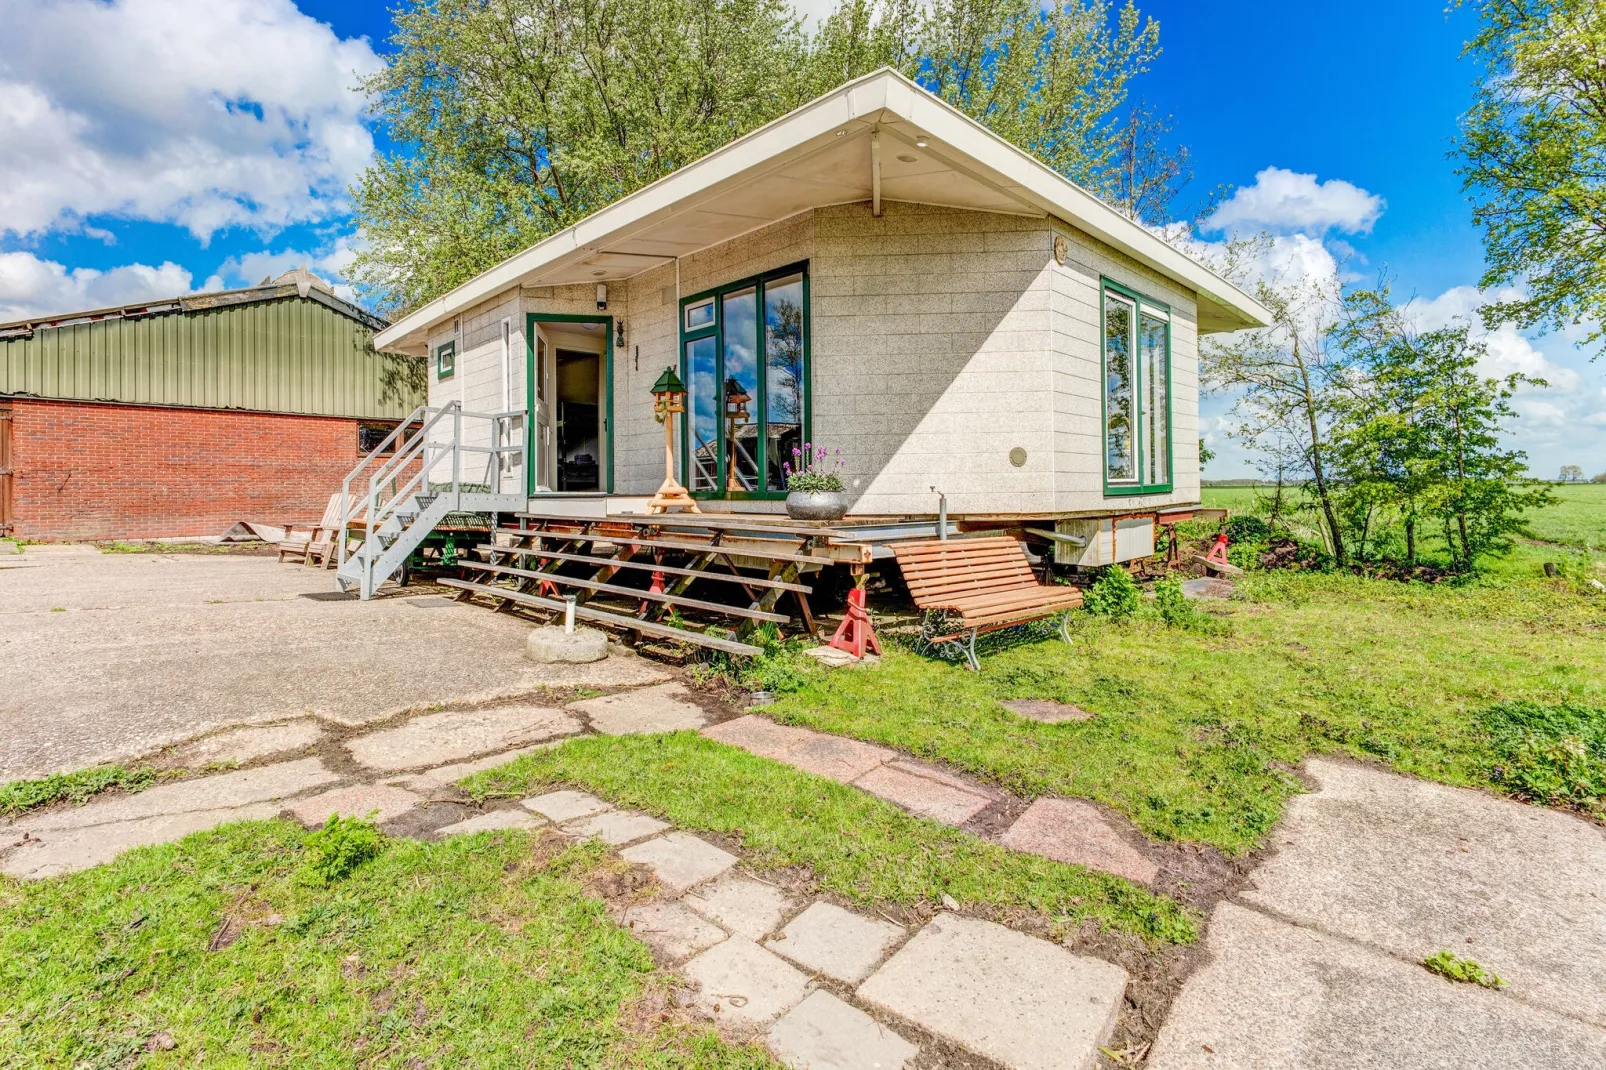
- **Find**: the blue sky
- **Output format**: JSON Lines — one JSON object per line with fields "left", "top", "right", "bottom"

{"left": 1, "top": 0, "right": 1599, "bottom": 479}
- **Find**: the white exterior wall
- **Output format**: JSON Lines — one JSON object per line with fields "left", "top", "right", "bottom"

{"left": 433, "top": 201, "right": 1202, "bottom": 516}
{"left": 425, "top": 291, "right": 521, "bottom": 491}
{"left": 1048, "top": 222, "right": 1201, "bottom": 513}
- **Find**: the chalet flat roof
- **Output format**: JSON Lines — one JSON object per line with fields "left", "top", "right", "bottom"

{"left": 375, "top": 68, "right": 1270, "bottom": 355}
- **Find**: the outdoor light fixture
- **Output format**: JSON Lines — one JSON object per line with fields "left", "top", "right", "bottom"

{"left": 915, "top": 135, "right": 929, "bottom": 148}
{"left": 647, "top": 366, "right": 698, "bottom": 513}
{"left": 616, "top": 319, "right": 625, "bottom": 347}
{"left": 595, "top": 283, "right": 608, "bottom": 310}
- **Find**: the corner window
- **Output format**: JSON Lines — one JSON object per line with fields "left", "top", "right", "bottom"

{"left": 680, "top": 263, "right": 808, "bottom": 498}
{"left": 436, "top": 339, "right": 455, "bottom": 380}
{"left": 1103, "top": 283, "right": 1170, "bottom": 494}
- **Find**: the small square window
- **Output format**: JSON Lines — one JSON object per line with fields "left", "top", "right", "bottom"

{"left": 358, "top": 421, "right": 399, "bottom": 454}
{"left": 436, "top": 340, "right": 456, "bottom": 379}
{"left": 684, "top": 298, "right": 714, "bottom": 331}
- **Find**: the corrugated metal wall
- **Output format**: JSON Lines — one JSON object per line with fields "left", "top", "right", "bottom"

{"left": 0, "top": 296, "right": 421, "bottom": 419}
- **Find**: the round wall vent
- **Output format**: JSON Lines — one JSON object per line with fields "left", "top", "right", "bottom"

{"left": 1009, "top": 447, "right": 1028, "bottom": 467}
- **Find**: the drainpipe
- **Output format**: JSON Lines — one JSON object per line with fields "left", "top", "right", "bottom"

{"left": 931, "top": 486, "right": 947, "bottom": 540}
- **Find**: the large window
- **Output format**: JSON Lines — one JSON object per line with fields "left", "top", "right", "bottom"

{"left": 681, "top": 263, "right": 808, "bottom": 498}
{"left": 1102, "top": 282, "right": 1171, "bottom": 494}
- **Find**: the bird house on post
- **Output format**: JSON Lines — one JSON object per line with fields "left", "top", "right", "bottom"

{"left": 648, "top": 366, "right": 699, "bottom": 514}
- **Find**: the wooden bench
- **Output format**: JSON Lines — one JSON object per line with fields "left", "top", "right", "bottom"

{"left": 279, "top": 493, "right": 343, "bottom": 567}
{"left": 892, "top": 537, "right": 1083, "bottom": 670}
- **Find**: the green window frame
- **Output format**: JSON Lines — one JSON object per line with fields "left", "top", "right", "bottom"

{"left": 679, "top": 261, "right": 810, "bottom": 500}
{"left": 1100, "top": 279, "right": 1173, "bottom": 496}
{"left": 435, "top": 339, "right": 456, "bottom": 381}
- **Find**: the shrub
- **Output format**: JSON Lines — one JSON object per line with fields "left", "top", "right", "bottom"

{"left": 693, "top": 622, "right": 818, "bottom": 695}
{"left": 1082, "top": 566, "right": 1140, "bottom": 618}
{"left": 1480, "top": 701, "right": 1606, "bottom": 815}
{"left": 299, "top": 814, "right": 386, "bottom": 886}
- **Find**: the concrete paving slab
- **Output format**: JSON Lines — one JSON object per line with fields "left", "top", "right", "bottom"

{"left": 999, "top": 798, "right": 1158, "bottom": 885}
{"left": 1, "top": 802, "right": 281, "bottom": 879}
{"left": 999, "top": 699, "right": 1094, "bottom": 723}
{"left": 344, "top": 706, "right": 579, "bottom": 772}
{"left": 703, "top": 715, "right": 819, "bottom": 761}
{"left": 767, "top": 990, "right": 917, "bottom": 1070}
{"left": 801, "top": 646, "right": 881, "bottom": 669}
{"left": 570, "top": 681, "right": 708, "bottom": 735}
{"left": 521, "top": 790, "right": 613, "bottom": 823}
{"left": 433, "top": 808, "right": 544, "bottom": 838}
{"left": 390, "top": 743, "right": 557, "bottom": 791}
{"left": 286, "top": 784, "right": 422, "bottom": 827}
{"left": 562, "top": 809, "right": 669, "bottom": 846}
{"left": 683, "top": 936, "right": 813, "bottom": 1029}
{"left": 853, "top": 764, "right": 991, "bottom": 826}
{"left": 617, "top": 901, "right": 730, "bottom": 963}
{"left": 163, "top": 720, "right": 324, "bottom": 767}
{"left": 684, "top": 874, "right": 794, "bottom": 940}
{"left": 784, "top": 734, "right": 897, "bottom": 784}
{"left": 9, "top": 758, "right": 339, "bottom": 833}
{"left": 1146, "top": 902, "right": 1606, "bottom": 1070}
{"left": 1241, "top": 758, "right": 1606, "bottom": 1026}
{"left": 620, "top": 831, "right": 738, "bottom": 894}
{"left": 0, "top": 552, "right": 668, "bottom": 781}
{"left": 766, "top": 901, "right": 904, "bottom": 984}
{"left": 856, "top": 913, "right": 1126, "bottom": 1070}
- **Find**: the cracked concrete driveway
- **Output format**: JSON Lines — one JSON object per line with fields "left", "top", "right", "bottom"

{"left": 0, "top": 548, "right": 668, "bottom": 781}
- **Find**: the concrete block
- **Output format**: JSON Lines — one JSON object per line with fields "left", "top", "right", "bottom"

{"left": 684, "top": 874, "right": 794, "bottom": 940}
{"left": 1, "top": 802, "right": 281, "bottom": 879}
{"left": 525, "top": 625, "right": 609, "bottom": 664}
{"left": 620, "top": 831, "right": 737, "bottom": 894}
{"left": 851, "top": 764, "right": 991, "bottom": 827}
{"left": 286, "top": 784, "right": 422, "bottom": 827}
{"left": 165, "top": 720, "right": 323, "bottom": 767}
{"left": 684, "top": 936, "right": 813, "bottom": 1029}
{"left": 856, "top": 913, "right": 1127, "bottom": 1070}
{"left": 562, "top": 809, "right": 669, "bottom": 846}
{"left": 618, "top": 900, "right": 729, "bottom": 963}
{"left": 767, "top": 990, "right": 917, "bottom": 1070}
{"left": 767, "top": 901, "right": 904, "bottom": 984}
{"left": 434, "top": 808, "right": 544, "bottom": 838}
{"left": 521, "top": 789, "right": 613, "bottom": 823}
{"left": 569, "top": 681, "right": 708, "bottom": 735}
{"left": 344, "top": 706, "right": 578, "bottom": 773}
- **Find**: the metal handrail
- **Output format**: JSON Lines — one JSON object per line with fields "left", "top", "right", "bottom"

{"left": 337, "top": 403, "right": 528, "bottom": 584}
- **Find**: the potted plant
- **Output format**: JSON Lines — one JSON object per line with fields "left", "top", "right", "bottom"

{"left": 783, "top": 443, "right": 848, "bottom": 520}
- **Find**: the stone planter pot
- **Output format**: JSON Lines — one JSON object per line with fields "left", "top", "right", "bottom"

{"left": 784, "top": 489, "right": 848, "bottom": 521}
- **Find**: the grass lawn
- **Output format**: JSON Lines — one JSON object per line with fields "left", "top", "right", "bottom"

{"left": 464, "top": 733, "right": 1196, "bottom": 944}
{"left": 1201, "top": 482, "right": 1606, "bottom": 550}
{"left": 0, "top": 820, "right": 776, "bottom": 1068}
{"left": 760, "top": 547, "right": 1606, "bottom": 856}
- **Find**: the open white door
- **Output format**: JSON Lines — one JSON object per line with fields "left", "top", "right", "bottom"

{"left": 533, "top": 322, "right": 555, "bottom": 491}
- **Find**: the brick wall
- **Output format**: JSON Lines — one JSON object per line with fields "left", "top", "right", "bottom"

{"left": 7, "top": 397, "right": 372, "bottom": 541}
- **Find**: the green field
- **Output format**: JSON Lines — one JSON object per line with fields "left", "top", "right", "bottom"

{"left": 1201, "top": 482, "right": 1606, "bottom": 550}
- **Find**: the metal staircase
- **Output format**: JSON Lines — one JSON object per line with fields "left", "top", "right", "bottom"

{"left": 336, "top": 402, "right": 526, "bottom": 599}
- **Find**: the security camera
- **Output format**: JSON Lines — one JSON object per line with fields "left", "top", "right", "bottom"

{"left": 596, "top": 283, "right": 608, "bottom": 311}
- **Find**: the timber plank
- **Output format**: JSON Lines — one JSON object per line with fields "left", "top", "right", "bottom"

{"left": 464, "top": 561, "right": 791, "bottom": 623}
{"left": 437, "top": 578, "right": 761, "bottom": 656}
{"left": 498, "top": 527, "right": 832, "bottom": 565}
{"left": 478, "top": 544, "right": 812, "bottom": 593}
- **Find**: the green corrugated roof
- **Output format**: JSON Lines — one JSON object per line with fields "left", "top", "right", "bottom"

{"left": 0, "top": 277, "right": 422, "bottom": 420}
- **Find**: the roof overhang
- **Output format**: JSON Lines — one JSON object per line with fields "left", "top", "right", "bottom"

{"left": 375, "top": 69, "right": 1269, "bottom": 355}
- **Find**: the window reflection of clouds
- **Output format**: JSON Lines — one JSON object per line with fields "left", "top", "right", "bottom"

{"left": 765, "top": 275, "right": 805, "bottom": 490}
{"left": 1105, "top": 295, "right": 1136, "bottom": 483}
{"left": 685, "top": 336, "right": 718, "bottom": 491}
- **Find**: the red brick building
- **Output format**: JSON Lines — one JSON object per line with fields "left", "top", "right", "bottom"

{"left": 0, "top": 270, "right": 420, "bottom": 542}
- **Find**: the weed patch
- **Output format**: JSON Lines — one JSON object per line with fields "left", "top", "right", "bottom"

{"left": 1481, "top": 701, "right": 1606, "bottom": 816}
{"left": 1422, "top": 949, "right": 1504, "bottom": 988}
{"left": 0, "top": 765, "right": 157, "bottom": 817}
{"left": 299, "top": 814, "right": 387, "bottom": 886}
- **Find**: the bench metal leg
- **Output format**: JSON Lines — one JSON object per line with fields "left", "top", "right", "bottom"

{"left": 962, "top": 628, "right": 980, "bottom": 671}
{"left": 1056, "top": 611, "right": 1074, "bottom": 646}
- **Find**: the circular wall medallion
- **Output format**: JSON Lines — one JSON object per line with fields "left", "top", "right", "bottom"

{"left": 1053, "top": 235, "right": 1069, "bottom": 265}
{"left": 1009, "top": 447, "right": 1028, "bottom": 468}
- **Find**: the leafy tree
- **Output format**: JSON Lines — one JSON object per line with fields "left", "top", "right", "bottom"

{"left": 1455, "top": 0, "right": 1606, "bottom": 356}
{"left": 352, "top": 0, "right": 810, "bottom": 315}
{"left": 354, "top": 0, "right": 1181, "bottom": 311}
{"left": 1200, "top": 240, "right": 1354, "bottom": 564}
{"left": 1559, "top": 464, "right": 1585, "bottom": 482}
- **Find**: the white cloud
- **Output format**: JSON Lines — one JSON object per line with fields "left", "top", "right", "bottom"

{"left": 1403, "top": 285, "right": 1581, "bottom": 391}
{"left": 0, "top": 251, "right": 194, "bottom": 322}
{"left": 1206, "top": 166, "right": 1384, "bottom": 236}
{"left": 210, "top": 235, "right": 366, "bottom": 301}
{"left": 0, "top": 0, "right": 381, "bottom": 241}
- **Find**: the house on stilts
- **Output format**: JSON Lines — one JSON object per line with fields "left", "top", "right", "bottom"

{"left": 337, "top": 68, "right": 1269, "bottom": 658}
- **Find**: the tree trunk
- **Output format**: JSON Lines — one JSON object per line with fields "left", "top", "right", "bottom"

{"left": 1452, "top": 406, "right": 1470, "bottom": 569}
{"left": 1404, "top": 513, "right": 1416, "bottom": 566}
{"left": 1295, "top": 337, "right": 1346, "bottom": 565}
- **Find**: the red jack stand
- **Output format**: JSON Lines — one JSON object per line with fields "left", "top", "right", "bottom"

{"left": 1204, "top": 533, "right": 1231, "bottom": 569}
{"left": 828, "top": 570, "right": 881, "bottom": 659}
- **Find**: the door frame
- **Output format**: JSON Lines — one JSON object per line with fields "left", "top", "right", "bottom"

{"left": 525, "top": 314, "right": 613, "bottom": 496}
